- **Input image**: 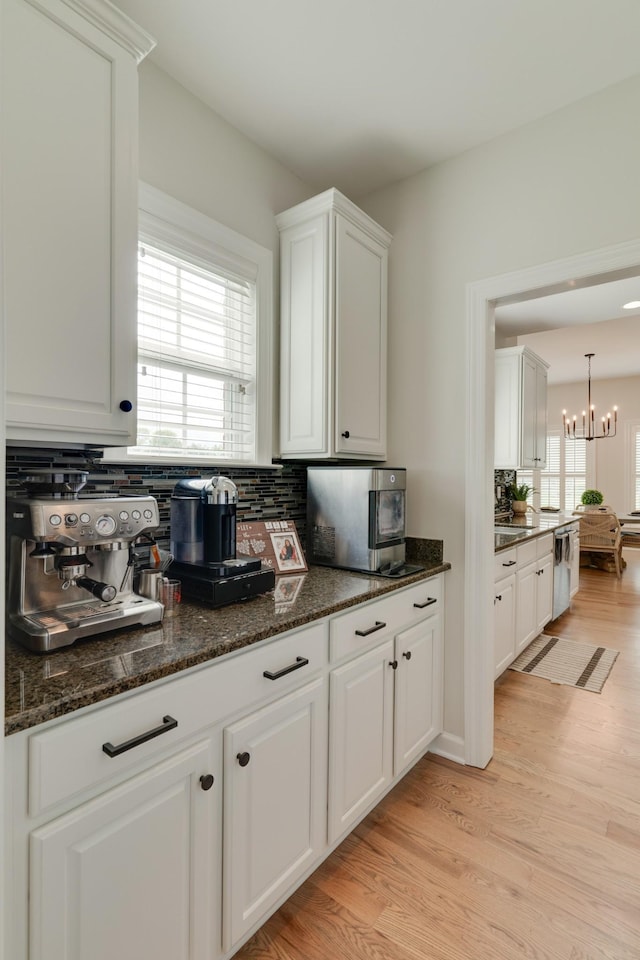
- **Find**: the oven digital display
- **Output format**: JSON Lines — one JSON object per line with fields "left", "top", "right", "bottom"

{"left": 376, "top": 490, "right": 405, "bottom": 542}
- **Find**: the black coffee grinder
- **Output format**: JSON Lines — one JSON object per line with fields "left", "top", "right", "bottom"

{"left": 168, "top": 477, "right": 275, "bottom": 606}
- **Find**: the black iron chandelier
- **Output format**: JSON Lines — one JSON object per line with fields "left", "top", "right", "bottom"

{"left": 562, "top": 353, "right": 618, "bottom": 441}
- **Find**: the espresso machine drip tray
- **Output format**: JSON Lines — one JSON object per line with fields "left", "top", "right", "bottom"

{"left": 13, "top": 595, "right": 162, "bottom": 651}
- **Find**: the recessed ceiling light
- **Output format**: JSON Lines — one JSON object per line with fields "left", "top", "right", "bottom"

{"left": 623, "top": 300, "right": 640, "bottom": 309}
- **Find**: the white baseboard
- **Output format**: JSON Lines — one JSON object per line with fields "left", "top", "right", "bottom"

{"left": 429, "top": 730, "right": 465, "bottom": 765}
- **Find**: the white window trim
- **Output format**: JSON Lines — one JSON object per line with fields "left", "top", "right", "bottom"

{"left": 624, "top": 419, "right": 640, "bottom": 511}
{"left": 103, "top": 182, "right": 275, "bottom": 467}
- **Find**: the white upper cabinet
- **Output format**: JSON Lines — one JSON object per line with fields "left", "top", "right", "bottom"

{"left": 2, "top": 0, "right": 154, "bottom": 447}
{"left": 277, "top": 189, "right": 391, "bottom": 459}
{"left": 495, "top": 346, "right": 549, "bottom": 470}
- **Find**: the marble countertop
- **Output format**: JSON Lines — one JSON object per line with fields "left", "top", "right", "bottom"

{"left": 5, "top": 560, "right": 450, "bottom": 736}
{"left": 494, "top": 512, "right": 578, "bottom": 552}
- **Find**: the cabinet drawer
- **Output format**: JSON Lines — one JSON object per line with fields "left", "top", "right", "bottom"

{"left": 393, "top": 577, "right": 442, "bottom": 623}
{"left": 516, "top": 538, "right": 537, "bottom": 568}
{"left": 330, "top": 577, "right": 441, "bottom": 662}
{"left": 28, "top": 622, "right": 328, "bottom": 816}
{"left": 494, "top": 548, "right": 517, "bottom": 580}
{"left": 537, "top": 533, "right": 554, "bottom": 558}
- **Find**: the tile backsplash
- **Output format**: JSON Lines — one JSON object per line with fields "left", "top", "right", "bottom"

{"left": 6, "top": 449, "right": 445, "bottom": 565}
{"left": 494, "top": 469, "right": 516, "bottom": 516}
{"left": 6, "top": 448, "right": 308, "bottom": 548}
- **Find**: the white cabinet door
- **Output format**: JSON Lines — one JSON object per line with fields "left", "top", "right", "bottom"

{"left": 30, "top": 738, "right": 219, "bottom": 960}
{"left": 278, "top": 213, "right": 329, "bottom": 456}
{"left": 521, "top": 351, "right": 538, "bottom": 468}
{"left": 393, "top": 614, "right": 443, "bottom": 777}
{"left": 494, "top": 574, "right": 516, "bottom": 678}
{"left": 328, "top": 638, "right": 395, "bottom": 843}
{"left": 277, "top": 189, "right": 391, "bottom": 460}
{"left": 536, "top": 553, "right": 554, "bottom": 634}
{"left": 2, "top": 0, "right": 151, "bottom": 446}
{"left": 334, "top": 214, "right": 387, "bottom": 458}
{"left": 222, "top": 678, "right": 328, "bottom": 951}
{"left": 534, "top": 361, "right": 548, "bottom": 469}
{"left": 495, "top": 346, "right": 548, "bottom": 470}
{"left": 515, "top": 561, "right": 537, "bottom": 654}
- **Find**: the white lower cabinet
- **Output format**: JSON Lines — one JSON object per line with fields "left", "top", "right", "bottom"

{"left": 536, "top": 552, "right": 554, "bottom": 633}
{"left": 393, "top": 614, "right": 443, "bottom": 777}
{"left": 222, "top": 678, "right": 327, "bottom": 950}
{"left": 495, "top": 533, "right": 554, "bottom": 677}
{"left": 6, "top": 576, "right": 446, "bottom": 960}
{"left": 30, "top": 737, "right": 219, "bottom": 960}
{"left": 494, "top": 575, "right": 517, "bottom": 679}
{"left": 328, "top": 638, "right": 395, "bottom": 842}
{"left": 328, "top": 578, "right": 444, "bottom": 843}
{"left": 516, "top": 547, "right": 553, "bottom": 654}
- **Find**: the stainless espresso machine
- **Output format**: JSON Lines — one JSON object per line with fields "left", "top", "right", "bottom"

{"left": 169, "top": 476, "right": 275, "bottom": 605}
{"left": 6, "top": 470, "right": 164, "bottom": 652}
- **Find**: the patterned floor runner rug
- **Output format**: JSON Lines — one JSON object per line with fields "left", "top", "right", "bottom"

{"left": 509, "top": 635, "right": 619, "bottom": 694}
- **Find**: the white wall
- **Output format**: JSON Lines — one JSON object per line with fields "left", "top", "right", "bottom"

{"left": 360, "top": 74, "right": 640, "bottom": 740}
{"left": 549, "top": 375, "right": 640, "bottom": 514}
{"left": 138, "top": 61, "right": 312, "bottom": 255}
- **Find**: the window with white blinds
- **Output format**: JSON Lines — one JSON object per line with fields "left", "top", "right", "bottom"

{"left": 519, "top": 430, "right": 587, "bottom": 511}
{"left": 133, "top": 242, "right": 256, "bottom": 460}
{"left": 563, "top": 434, "right": 587, "bottom": 511}
{"left": 109, "top": 184, "right": 273, "bottom": 465}
{"left": 634, "top": 425, "right": 640, "bottom": 509}
{"left": 539, "top": 432, "right": 560, "bottom": 508}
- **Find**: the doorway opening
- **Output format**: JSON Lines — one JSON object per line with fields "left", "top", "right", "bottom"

{"left": 464, "top": 238, "right": 640, "bottom": 768}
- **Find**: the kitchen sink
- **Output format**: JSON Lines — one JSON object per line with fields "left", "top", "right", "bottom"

{"left": 494, "top": 523, "right": 535, "bottom": 530}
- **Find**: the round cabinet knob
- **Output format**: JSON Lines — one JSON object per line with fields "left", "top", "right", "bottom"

{"left": 389, "top": 660, "right": 398, "bottom": 670}
{"left": 119, "top": 400, "right": 133, "bottom": 412}
{"left": 237, "top": 751, "right": 251, "bottom": 767}
{"left": 341, "top": 430, "right": 350, "bottom": 439}
{"left": 199, "top": 774, "right": 214, "bottom": 791}
{"left": 402, "top": 651, "right": 412, "bottom": 661}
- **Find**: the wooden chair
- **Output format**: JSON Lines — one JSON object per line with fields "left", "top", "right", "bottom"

{"left": 573, "top": 510, "right": 623, "bottom": 578}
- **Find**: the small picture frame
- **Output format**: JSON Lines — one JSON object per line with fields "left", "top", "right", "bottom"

{"left": 236, "top": 519, "right": 308, "bottom": 574}
{"left": 270, "top": 529, "right": 307, "bottom": 573}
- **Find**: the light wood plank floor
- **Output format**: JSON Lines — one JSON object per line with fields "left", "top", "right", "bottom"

{"left": 234, "top": 551, "right": 640, "bottom": 960}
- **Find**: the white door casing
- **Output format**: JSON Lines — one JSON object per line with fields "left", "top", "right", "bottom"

{"left": 465, "top": 237, "right": 640, "bottom": 768}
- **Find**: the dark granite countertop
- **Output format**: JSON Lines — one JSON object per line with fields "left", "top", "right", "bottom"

{"left": 5, "top": 560, "right": 450, "bottom": 736}
{"left": 494, "top": 513, "right": 579, "bottom": 552}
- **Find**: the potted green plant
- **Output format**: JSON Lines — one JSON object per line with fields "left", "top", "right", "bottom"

{"left": 509, "top": 483, "right": 536, "bottom": 516}
{"left": 580, "top": 489, "right": 604, "bottom": 511}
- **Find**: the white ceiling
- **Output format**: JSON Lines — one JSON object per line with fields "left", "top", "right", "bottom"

{"left": 116, "top": 0, "right": 640, "bottom": 198}
{"left": 495, "top": 277, "right": 640, "bottom": 384}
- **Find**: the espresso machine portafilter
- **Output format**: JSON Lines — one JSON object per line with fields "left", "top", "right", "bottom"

{"left": 6, "top": 470, "right": 164, "bottom": 652}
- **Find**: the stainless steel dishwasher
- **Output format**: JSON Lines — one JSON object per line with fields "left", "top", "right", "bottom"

{"left": 552, "top": 525, "right": 573, "bottom": 619}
